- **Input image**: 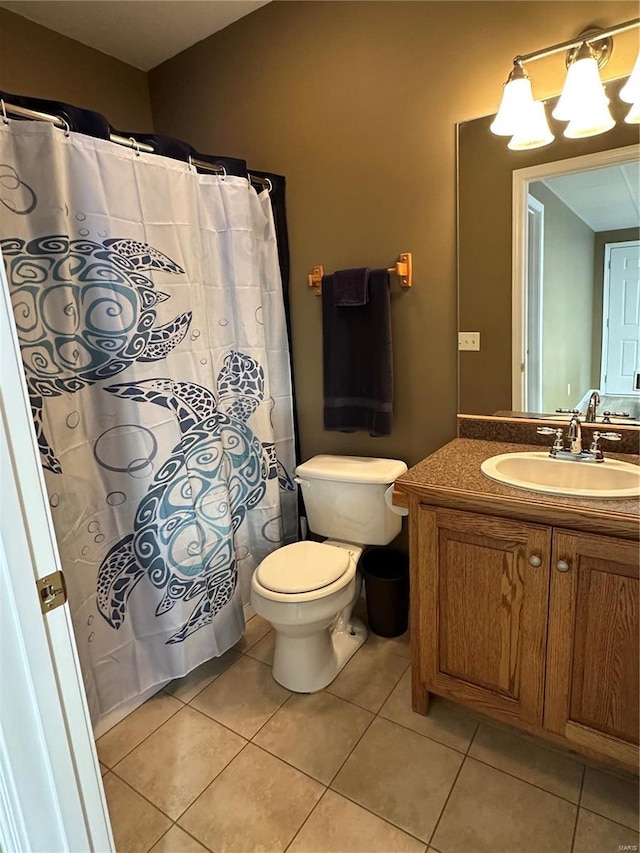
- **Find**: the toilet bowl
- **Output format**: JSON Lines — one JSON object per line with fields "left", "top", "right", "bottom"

{"left": 250, "top": 454, "right": 408, "bottom": 693}
{"left": 251, "top": 539, "right": 365, "bottom": 692}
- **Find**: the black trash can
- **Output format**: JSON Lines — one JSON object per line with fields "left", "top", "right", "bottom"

{"left": 361, "top": 548, "right": 409, "bottom": 637}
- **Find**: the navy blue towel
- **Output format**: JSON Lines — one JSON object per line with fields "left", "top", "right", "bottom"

{"left": 322, "top": 268, "right": 393, "bottom": 436}
{"left": 333, "top": 267, "right": 370, "bottom": 306}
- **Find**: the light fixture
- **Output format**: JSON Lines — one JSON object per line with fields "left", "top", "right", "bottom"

{"left": 491, "top": 17, "right": 640, "bottom": 150}
{"left": 490, "top": 63, "right": 535, "bottom": 136}
{"left": 508, "top": 102, "right": 554, "bottom": 150}
{"left": 553, "top": 42, "right": 610, "bottom": 122}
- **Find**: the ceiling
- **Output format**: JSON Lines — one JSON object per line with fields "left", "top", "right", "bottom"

{"left": 542, "top": 161, "right": 640, "bottom": 233}
{"left": 0, "top": 0, "right": 271, "bottom": 71}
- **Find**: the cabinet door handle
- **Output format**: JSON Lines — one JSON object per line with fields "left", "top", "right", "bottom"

{"left": 528, "top": 555, "right": 542, "bottom": 567}
{"left": 556, "top": 559, "right": 570, "bottom": 572}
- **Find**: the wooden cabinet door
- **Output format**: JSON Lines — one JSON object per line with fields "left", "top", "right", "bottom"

{"left": 545, "top": 530, "right": 639, "bottom": 770}
{"left": 414, "top": 506, "right": 551, "bottom": 727}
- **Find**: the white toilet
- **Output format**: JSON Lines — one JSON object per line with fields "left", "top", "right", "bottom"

{"left": 250, "top": 455, "right": 408, "bottom": 692}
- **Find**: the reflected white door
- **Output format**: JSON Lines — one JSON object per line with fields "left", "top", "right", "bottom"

{"left": 601, "top": 241, "right": 640, "bottom": 395}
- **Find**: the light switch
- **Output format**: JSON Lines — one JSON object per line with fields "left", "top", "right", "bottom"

{"left": 458, "top": 332, "right": 480, "bottom": 351}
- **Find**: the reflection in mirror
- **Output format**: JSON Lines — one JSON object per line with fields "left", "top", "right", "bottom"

{"left": 457, "top": 77, "right": 640, "bottom": 422}
{"left": 513, "top": 148, "right": 640, "bottom": 424}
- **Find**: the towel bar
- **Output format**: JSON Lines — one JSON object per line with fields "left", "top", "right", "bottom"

{"left": 308, "top": 252, "right": 413, "bottom": 295}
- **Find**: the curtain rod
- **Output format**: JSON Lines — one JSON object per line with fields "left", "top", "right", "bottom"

{"left": 516, "top": 17, "right": 639, "bottom": 64}
{"left": 1, "top": 99, "right": 272, "bottom": 191}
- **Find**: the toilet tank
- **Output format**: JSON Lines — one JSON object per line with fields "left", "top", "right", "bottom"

{"left": 295, "top": 455, "right": 408, "bottom": 546}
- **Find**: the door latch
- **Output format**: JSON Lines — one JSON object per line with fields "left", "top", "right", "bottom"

{"left": 36, "top": 571, "right": 67, "bottom": 614}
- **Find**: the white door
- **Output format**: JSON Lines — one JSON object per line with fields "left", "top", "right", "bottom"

{"left": 0, "top": 253, "right": 114, "bottom": 852}
{"left": 601, "top": 241, "right": 640, "bottom": 395}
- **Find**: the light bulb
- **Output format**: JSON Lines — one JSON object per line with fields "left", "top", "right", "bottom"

{"left": 508, "top": 101, "right": 555, "bottom": 150}
{"left": 491, "top": 64, "right": 535, "bottom": 136}
{"left": 564, "top": 99, "right": 615, "bottom": 138}
{"left": 620, "top": 53, "right": 640, "bottom": 104}
{"left": 625, "top": 100, "right": 640, "bottom": 124}
{"left": 553, "top": 43, "right": 609, "bottom": 122}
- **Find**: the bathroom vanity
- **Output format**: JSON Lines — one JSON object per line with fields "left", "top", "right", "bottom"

{"left": 394, "top": 421, "right": 640, "bottom": 774}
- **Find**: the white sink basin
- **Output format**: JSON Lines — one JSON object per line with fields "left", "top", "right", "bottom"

{"left": 481, "top": 452, "right": 640, "bottom": 499}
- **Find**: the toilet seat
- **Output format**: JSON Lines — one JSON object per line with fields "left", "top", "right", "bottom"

{"left": 256, "top": 541, "right": 350, "bottom": 594}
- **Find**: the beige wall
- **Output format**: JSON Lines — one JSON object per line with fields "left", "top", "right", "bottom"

{"left": 529, "top": 183, "right": 595, "bottom": 412}
{"left": 149, "top": 0, "right": 640, "bottom": 466}
{"left": 0, "top": 9, "right": 153, "bottom": 130}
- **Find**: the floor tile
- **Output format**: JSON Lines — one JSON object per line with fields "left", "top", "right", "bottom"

{"left": 234, "top": 614, "right": 271, "bottom": 652}
{"left": 573, "top": 807, "right": 640, "bottom": 853}
{"left": 114, "top": 706, "right": 245, "bottom": 820}
{"left": 332, "top": 716, "right": 462, "bottom": 842}
{"left": 179, "top": 744, "right": 324, "bottom": 853}
{"left": 468, "top": 722, "right": 584, "bottom": 803}
{"left": 245, "top": 630, "right": 275, "bottom": 665}
{"left": 103, "top": 772, "right": 171, "bottom": 853}
{"left": 288, "top": 789, "right": 426, "bottom": 853}
{"left": 99, "top": 761, "right": 108, "bottom": 776}
{"left": 254, "top": 691, "right": 373, "bottom": 784}
{"left": 379, "top": 670, "right": 477, "bottom": 753}
{"left": 149, "top": 824, "right": 210, "bottom": 853}
{"left": 326, "top": 642, "right": 409, "bottom": 712}
{"left": 97, "top": 691, "right": 182, "bottom": 767}
{"left": 365, "top": 627, "right": 411, "bottom": 660}
{"left": 190, "top": 656, "right": 290, "bottom": 738}
{"left": 581, "top": 766, "right": 639, "bottom": 831}
{"left": 431, "top": 757, "right": 577, "bottom": 853}
{"left": 164, "top": 649, "right": 241, "bottom": 703}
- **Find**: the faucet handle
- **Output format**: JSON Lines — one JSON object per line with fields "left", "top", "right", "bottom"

{"left": 589, "top": 430, "right": 622, "bottom": 456}
{"left": 602, "top": 411, "right": 630, "bottom": 423}
{"left": 537, "top": 426, "right": 564, "bottom": 453}
{"left": 555, "top": 408, "right": 580, "bottom": 415}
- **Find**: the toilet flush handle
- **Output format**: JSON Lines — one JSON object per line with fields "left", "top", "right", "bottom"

{"left": 294, "top": 476, "right": 310, "bottom": 488}
{"left": 384, "top": 484, "right": 409, "bottom": 517}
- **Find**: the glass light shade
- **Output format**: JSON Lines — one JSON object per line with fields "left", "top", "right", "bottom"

{"left": 490, "top": 76, "right": 535, "bottom": 136}
{"left": 620, "top": 53, "right": 640, "bottom": 103}
{"left": 564, "top": 99, "right": 615, "bottom": 138}
{"left": 552, "top": 54, "right": 609, "bottom": 121}
{"left": 508, "top": 101, "right": 554, "bottom": 150}
{"left": 625, "top": 100, "right": 640, "bottom": 124}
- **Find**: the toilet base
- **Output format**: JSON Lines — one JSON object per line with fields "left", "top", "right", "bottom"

{"left": 272, "top": 616, "right": 367, "bottom": 693}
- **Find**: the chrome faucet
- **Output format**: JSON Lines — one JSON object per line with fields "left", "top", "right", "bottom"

{"left": 537, "top": 415, "right": 622, "bottom": 463}
{"left": 585, "top": 391, "right": 600, "bottom": 423}
{"left": 567, "top": 414, "right": 583, "bottom": 454}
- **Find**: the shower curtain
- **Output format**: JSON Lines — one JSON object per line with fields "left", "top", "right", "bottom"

{"left": 0, "top": 120, "right": 297, "bottom": 725}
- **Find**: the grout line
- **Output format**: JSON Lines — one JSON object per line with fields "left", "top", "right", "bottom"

{"left": 283, "top": 788, "right": 330, "bottom": 852}
{"left": 106, "top": 770, "right": 177, "bottom": 825}
{"left": 570, "top": 766, "right": 586, "bottom": 853}
{"left": 376, "top": 709, "right": 472, "bottom": 758}
{"left": 461, "top": 753, "right": 586, "bottom": 807}
{"left": 578, "top": 804, "right": 640, "bottom": 834}
{"left": 178, "top": 822, "right": 216, "bottom": 853}
{"left": 99, "top": 699, "right": 183, "bottom": 770}
{"left": 425, "top": 753, "right": 467, "bottom": 849}
{"left": 146, "top": 822, "right": 173, "bottom": 853}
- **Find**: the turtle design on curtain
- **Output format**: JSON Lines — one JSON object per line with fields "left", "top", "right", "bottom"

{"left": 97, "top": 351, "right": 294, "bottom": 644}
{"left": 0, "top": 234, "right": 192, "bottom": 473}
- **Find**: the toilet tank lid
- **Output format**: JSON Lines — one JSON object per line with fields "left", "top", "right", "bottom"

{"left": 295, "top": 455, "right": 407, "bottom": 484}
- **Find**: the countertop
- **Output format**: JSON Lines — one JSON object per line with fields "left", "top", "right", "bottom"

{"left": 395, "top": 438, "right": 640, "bottom": 540}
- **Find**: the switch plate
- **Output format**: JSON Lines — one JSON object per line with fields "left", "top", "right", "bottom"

{"left": 458, "top": 332, "right": 480, "bottom": 351}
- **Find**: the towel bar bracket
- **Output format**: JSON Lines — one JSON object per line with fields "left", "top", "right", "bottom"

{"left": 308, "top": 265, "right": 324, "bottom": 295}
{"left": 307, "top": 253, "right": 412, "bottom": 295}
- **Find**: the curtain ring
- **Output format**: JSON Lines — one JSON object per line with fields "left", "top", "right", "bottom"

{"left": 1, "top": 99, "right": 10, "bottom": 126}
{"left": 60, "top": 117, "right": 71, "bottom": 137}
{"left": 128, "top": 136, "right": 140, "bottom": 156}
{"left": 218, "top": 164, "right": 227, "bottom": 181}
{"left": 188, "top": 154, "right": 194, "bottom": 170}
{"left": 265, "top": 177, "right": 273, "bottom": 193}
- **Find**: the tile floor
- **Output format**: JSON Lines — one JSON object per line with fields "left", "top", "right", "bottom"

{"left": 97, "top": 612, "right": 640, "bottom": 853}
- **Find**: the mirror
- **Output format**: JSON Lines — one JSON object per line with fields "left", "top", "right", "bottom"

{"left": 457, "top": 77, "right": 640, "bottom": 423}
